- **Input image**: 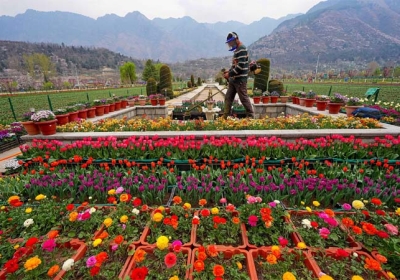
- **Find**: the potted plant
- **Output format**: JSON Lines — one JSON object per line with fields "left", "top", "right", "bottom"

{"left": 127, "top": 96, "right": 137, "bottom": 107}
{"left": 280, "top": 91, "right": 289, "bottom": 103}
{"left": 85, "top": 102, "right": 96, "bottom": 118}
{"left": 158, "top": 90, "right": 167, "bottom": 106}
{"left": 92, "top": 99, "right": 106, "bottom": 116}
{"left": 270, "top": 91, "right": 280, "bottom": 103}
{"left": 30, "top": 110, "right": 57, "bottom": 135}
{"left": 53, "top": 108, "right": 69, "bottom": 126}
{"left": 138, "top": 95, "right": 147, "bottom": 106}
{"left": 345, "top": 97, "right": 364, "bottom": 117}
{"left": 299, "top": 91, "right": 307, "bottom": 106}
{"left": 252, "top": 88, "right": 262, "bottom": 104}
{"left": 304, "top": 90, "right": 317, "bottom": 107}
{"left": 20, "top": 109, "right": 40, "bottom": 135}
{"left": 316, "top": 95, "right": 330, "bottom": 111}
{"left": 328, "top": 93, "right": 348, "bottom": 114}
{"left": 261, "top": 91, "right": 270, "bottom": 104}
{"left": 148, "top": 94, "right": 158, "bottom": 106}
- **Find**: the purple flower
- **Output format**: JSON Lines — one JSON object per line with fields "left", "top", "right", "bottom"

{"left": 342, "top": 203, "right": 352, "bottom": 210}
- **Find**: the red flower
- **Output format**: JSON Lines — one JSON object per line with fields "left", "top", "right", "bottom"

{"left": 213, "top": 265, "right": 225, "bottom": 277}
{"left": 193, "top": 260, "right": 205, "bottom": 272}
{"left": 66, "top": 204, "right": 75, "bottom": 211}
{"left": 13, "top": 247, "right": 29, "bottom": 260}
{"left": 130, "top": 267, "right": 148, "bottom": 280}
{"left": 361, "top": 210, "right": 370, "bottom": 219}
{"left": 114, "top": 235, "right": 124, "bottom": 245}
{"left": 335, "top": 249, "right": 350, "bottom": 258}
{"left": 90, "top": 266, "right": 100, "bottom": 276}
{"left": 107, "top": 196, "right": 116, "bottom": 204}
{"left": 25, "top": 237, "right": 39, "bottom": 247}
{"left": 370, "top": 198, "right": 382, "bottom": 206}
{"left": 394, "top": 197, "right": 400, "bottom": 204}
{"left": 311, "top": 221, "right": 319, "bottom": 228}
{"left": 132, "top": 197, "right": 142, "bottom": 207}
{"left": 192, "top": 216, "right": 200, "bottom": 225}
{"left": 96, "top": 252, "right": 108, "bottom": 264}
{"left": 376, "top": 210, "right": 386, "bottom": 216}
{"left": 164, "top": 252, "right": 177, "bottom": 268}
{"left": 200, "top": 209, "right": 210, "bottom": 217}
{"left": 376, "top": 230, "right": 390, "bottom": 239}
{"left": 4, "top": 259, "right": 19, "bottom": 273}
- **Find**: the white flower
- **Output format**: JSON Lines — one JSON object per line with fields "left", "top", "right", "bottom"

{"left": 273, "top": 200, "right": 280, "bottom": 204}
{"left": 23, "top": 218, "right": 34, "bottom": 227}
{"left": 62, "top": 259, "right": 74, "bottom": 271}
{"left": 89, "top": 207, "right": 96, "bottom": 214}
{"left": 89, "top": 196, "right": 93, "bottom": 200}
{"left": 301, "top": 219, "right": 312, "bottom": 229}
{"left": 132, "top": 208, "right": 140, "bottom": 215}
{"left": 353, "top": 252, "right": 358, "bottom": 258}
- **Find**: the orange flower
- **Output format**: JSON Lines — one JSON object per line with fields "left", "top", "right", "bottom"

{"left": 207, "top": 245, "right": 218, "bottom": 257}
{"left": 199, "top": 199, "right": 207, "bottom": 207}
{"left": 232, "top": 217, "right": 240, "bottom": 224}
{"left": 193, "top": 260, "right": 205, "bottom": 272}
{"left": 133, "top": 249, "right": 146, "bottom": 263}
{"left": 47, "top": 265, "right": 60, "bottom": 277}
{"left": 172, "top": 196, "right": 182, "bottom": 205}
{"left": 197, "top": 251, "right": 207, "bottom": 261}
{"left": 341, "top": 217, "right": 354, "bottom": 228}
{"left": 213, "top": 265, "right": 225, "bottom": 277}
{"left": 364, "top": 258, "right": 382, "bottom": 271}
{"left": 362, "top": 222, "right": 378, "bottom": 235}
{"left": 96, "top": 252, "right": 108, "bottom": 264}
{"left": 352, "top": 226, "right": 363, "bottom": 235}
{"left": 69, "top": 211, "right": 78, "bottom": 222}
{"left": 324, "top": 209, "right": 335, "bottom": 217}
{"left": 98, "top": 231, "right": 109, "bottom": 240}
{"left": 119, "top": 193, "right": 129, "bottom": 202}
{"left": 374, "top": 254, "right": 387, "bottom": 263}
{"left": 47, "top": 230, "right": 59, "bottom": 239}
{"left": 266, "top": 253, "right": 277, "bottom": 264}
{"left": 114, "top": 235, "right": 124, "bottom": 245}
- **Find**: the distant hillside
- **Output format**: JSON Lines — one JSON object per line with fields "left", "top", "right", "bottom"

{"left": 0, "top": 9, "right": 296, "bottom": 62}
{"left": 0, "top": 40, "right": 143, "bottom": 73}
{"left": 248, "top": 0, "right": 400, "bottom": 70}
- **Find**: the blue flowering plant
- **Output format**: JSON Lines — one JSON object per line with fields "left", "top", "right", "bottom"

{"left": 30, "top": 110, "right": 56, "bottom": 122}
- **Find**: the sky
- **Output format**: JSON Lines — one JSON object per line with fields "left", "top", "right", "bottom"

{"left": 0, "top": 0, "right": 326, "bottom": 24}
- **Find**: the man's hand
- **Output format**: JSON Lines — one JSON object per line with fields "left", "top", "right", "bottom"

{"left": 223, "top": 71, "right": 229, "bottom": 80}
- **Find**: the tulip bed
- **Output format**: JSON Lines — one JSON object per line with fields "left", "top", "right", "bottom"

{"left": 1, "top": 134, "right": 400, "bottom": 279}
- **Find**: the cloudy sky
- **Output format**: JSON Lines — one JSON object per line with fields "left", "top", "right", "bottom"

{"left": 0, "top": 0, "right": 325, "bottom": 24}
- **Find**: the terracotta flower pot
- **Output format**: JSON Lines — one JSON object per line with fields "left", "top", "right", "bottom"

{"left": 280, "top": 96, "right": 289, "bottom": 103}
{"left": 328, "top": 102, "right": 343, "bottom": 114}
{"left": 253, "top": 97, "right": 261, "bottom": 104}
{"left": 261, "top": 96, "right": 270, "bottom": 104}
{"left": 158, "top": 98, "right": 166, "bottom": 106}
{"left": 35, "top": 119, "right": 57, "bottom": 135}
{"left": 68, "top": 112, "right": 79, "bottom": 122}
{"left": 150, "top": 99, "right": 158, "bottom": 106}
{"left": 95, "top": 105, "right": 105, "bottom": 116}
{"left": 299, "top": 98, "right": 306, "bottom": 106}
{"left": 121, "top": 100, "right": 128, "bottom": 108}
{"left": 345, "top": 105, "right": 363, "bottom": 117}
{"left": 109, "top": 103, "right": 115, "bottom": 112}
{"left": 114, "top": 101, "right": 122, "bottom": 110}
{"left": 128, "top": 100, "right": 136, "bottom": 107}
{"left": 270, "top": 96, "right": 279, "bottom": 103}
{"left": 103, "top": 104, "right": 110, "bottom": 114}
{"left": 21, "top": 120, "right": 40, "bottom": 135}
{"left": 78, "top": 109, "right": 88, "bottom": 119}
{"left": 138, "top": 99, "right": 146, "bottom": 106}
{"left": 87, "top": 108, "right": 96, "bottom": 118}
{"left": 316, "top": 101, "right": 328, "bottom": 111}
{"left": 55, "top": 114, "right": 70, "bottom": 126}
{"left": 304, "top": 98, "right": 316, "bottom": 107}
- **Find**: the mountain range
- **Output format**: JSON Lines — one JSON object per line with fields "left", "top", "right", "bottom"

{"left": 0, "top": 0, "right": 399, "bottom": 75}
{"left": 0, "top": 9, "right": 296, "bottom": 63}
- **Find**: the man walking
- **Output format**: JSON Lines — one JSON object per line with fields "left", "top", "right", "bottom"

{"left": 223, "top": 32, "right": 254, "bottom": 119}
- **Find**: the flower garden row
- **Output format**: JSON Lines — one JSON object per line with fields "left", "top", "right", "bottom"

{"left": 1, "top": 193, "right": 399, "bottom": 279}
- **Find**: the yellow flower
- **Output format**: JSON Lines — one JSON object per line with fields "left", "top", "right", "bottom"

{"left": 24, "top": 256, "right": 42, "bottom": 271}
{"left": 183, "top": 203, "right": 191, "bottom": 210}
{"left": 93, "top": 238, "right": 102, "bottom": 247}
{"left": 103, "top": 218, "right": 113, "bottom": 227}
{"left": 395, "top": 208, "right": 400, "bottom": 216}
{"left": 0, "top": 206, "right": 5, "bottom": 210}
{"left": 7, "top": 195, "right": 20, "bottom": 204}
{"left": 156, "top": 236, "right": 169, "bottom": 250}
{"left": 283, "top": 272, "right": 296, "bottom": 280}
{"left": 387, "top": 271, "right": 396, "bottom": 279}
{"left": 312, "top": 201, "right": 320, "bottom": 207}
{"left": 25, "top": 207, "right": 32, "bottom": 214}
{"left": 319, "top": 276, "right": 334, "bottom": 280}
{"left": 120, "top": 215, "right": 128, "bottom": 223}
{"left": 297, "top": 242, "right": 307, "bottom": 249}
{"left": 352, "top": 200, "right": 364, "bottom": 209}
{"left": 169, "top": 276, "right": 179, "bottom": 280}
{"left": 108, "top": 189, "right": 116, "bottom": 195}
{"left": 211, "top": 207, "right": 219, "bottom": 215}
{"left": 300, "top": 201, "right": 305, "bottom": 205}
{"left": 158, "top": 206, "right": 165, "bottom": 212}
{"left": 236, "top": 261, "right": 243, "bottom": 270}
{"left": 35, "top": 194, "right": 46, "bottom": 201}
{"left": 352, "top": 276, "right": 364, "bottom": 280}
{"left": 152, "top": 212, "right": 164, "bottom": 222}
{"left": 14, "top": 245, "right": 20, "bottom": 249}
{"left": 305, "top": 207, "right": 312, "bottom": 212}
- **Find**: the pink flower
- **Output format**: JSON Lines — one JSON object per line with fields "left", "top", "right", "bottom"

{"left": 111, "top": 244, "right": 118, "bottom": 251}
{"left": 116, "top": 187, "right": 124, "bottom": 194}
{"left": 319, "top": 227, "right": 330, "bottom": 239}
{"left": 342, "top": 203, "right": 352, "bottom": 211}
{"left": 172, "top": 240, "right": 182, "bottom": 252}
{"left": 86, "top": 256, "right": 97, "bottom": 267}
{"left": 318, "top": 213, "right": 329, "bottom": 220}
{"left": 164, "top": 252, "right": 177, "bottom": 268}
{"left": 42, "top": 238, "right": 56, "bottom": 252}
{"left": 268, "top": 202, "right": 277, "bottom": 208}
{"left": 248, "top": 215, "right": 258, "bottom": 227}
{"left": 278, "top": 236, "right": 288, "bottom": 247}
{"left": 219, "top": 198, "right": 227, "bottom": 204}
{"left": 0, "top": 230, "right": 3, "bottom": 235}
{"left": 247, "top": 196, "right": 257, "bottom": 204}
{"left": 384, "top": 223, "right": 398, "bottom": 235}
{"left": 325, "top": 217, "right": 339, "bottom": 227}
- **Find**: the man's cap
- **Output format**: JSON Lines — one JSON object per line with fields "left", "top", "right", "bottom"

{"left": 225, "top": 32, "right": 238, "bottom": 43}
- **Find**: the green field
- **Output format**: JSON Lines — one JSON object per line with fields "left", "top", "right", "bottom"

{"left": 1, "top": 82, "right": 400, "bottom": 126}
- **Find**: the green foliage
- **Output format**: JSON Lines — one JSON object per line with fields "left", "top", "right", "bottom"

{"left": 23, "top": 53, "right": 56, "bottom": 82}
{"left": 197, "top": 77, "right": 202, "bottom": 86}
{"left": 146, "top": 77, "right": 157, "bottom": 96}
{"left": 268, "top": 79, "right": 284, "bottom": 94}
{"left": 190, "top": 75, "right": 195, "bottom": 88}
{"left": 142, "top": 59, "right": 158, "bottom": 82}
{"left": 119, "top": 62, "right": 137, "bottom": 84}
{"left": 253, "top": 58, "right": 270, "bottom": 92}
{"left": 187, "top": 81, "right": 192, "bottom": 88}
{"left": 159, "top": 64, "right": 173, "bottom": 99}
{"left": 42, "top": 81, "right": 54, "bottom": 90}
